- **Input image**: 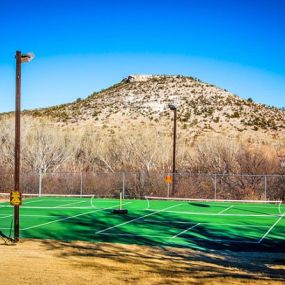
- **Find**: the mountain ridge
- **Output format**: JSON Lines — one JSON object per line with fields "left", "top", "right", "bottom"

{"left": 1, "top": 74, "right": 285, "bottom": 145}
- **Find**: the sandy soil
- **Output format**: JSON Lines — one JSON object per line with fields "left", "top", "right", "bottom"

{"left": 0, "top": 239, "right": 284, "bottom": 285}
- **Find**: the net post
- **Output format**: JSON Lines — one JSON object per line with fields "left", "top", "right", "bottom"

{"left": 120, "top": 192, "right": 122, "bottom": 210}
{"left": 112, "top": 191, "right": 128, "bottom": 214}
{"left": 167, "top": 182, "right": 170, "bottom": 198}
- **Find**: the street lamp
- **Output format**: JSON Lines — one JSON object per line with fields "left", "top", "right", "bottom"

{"left": 169, "top": 104, "right": 177, "bottom": 196}
{"left": 13, "top": 51, "right": 35, "bottom": 242}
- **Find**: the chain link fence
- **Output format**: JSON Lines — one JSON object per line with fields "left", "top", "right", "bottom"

{"left": 0, "top": 172, "right": 284, "bottom": 201}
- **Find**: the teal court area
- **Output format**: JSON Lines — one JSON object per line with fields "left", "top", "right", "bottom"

{"left": 0, "top": 195, "right": 284, "bottom": 251}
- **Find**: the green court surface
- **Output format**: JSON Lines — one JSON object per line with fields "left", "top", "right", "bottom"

{"left": 0, "top": 196, "right": 284, "bottom": 251}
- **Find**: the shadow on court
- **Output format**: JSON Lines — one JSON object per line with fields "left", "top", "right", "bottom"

{"left": 189, "top": 202, "right": 210, "bottom": 207}
{"left": 17, "top": 204, "right": 285, "bottom": 282}
{"left": 30, "top": 210, "right": 285, "bottom": 283}
{"left": 21, "top": 205, "right": 285, "bottom": 252}
{"left": 21, "top": 208, "right": 285, "bottom": 252}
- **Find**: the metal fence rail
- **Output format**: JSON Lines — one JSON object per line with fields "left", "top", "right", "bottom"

{"left": 0, "top": 172, "right": 284, "bottom": 201}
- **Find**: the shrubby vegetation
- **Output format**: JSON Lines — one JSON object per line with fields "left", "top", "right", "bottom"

{"left": 4, "top": 75, "right": 282, "bottom": 134}
{"left": 0, "top": 118, "right": 285, "bottom": 200}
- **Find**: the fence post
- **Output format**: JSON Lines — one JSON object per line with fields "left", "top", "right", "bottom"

{"left": 80, "top": 172, "right": 83, "bottom": 197}
{"left": 140, "top": 172, "right": 144, "bottom": 197}
{"left": 122, "top": 172, "right": 125, "bottom": 199}
{"left": 264, "top": 175, "right": 267, "bottom": 201}
{"left": 38, "top": 169, "right": 42, "bottom": 197}
{"left": 167, "top": 183, "right": 170, "bottom": 198}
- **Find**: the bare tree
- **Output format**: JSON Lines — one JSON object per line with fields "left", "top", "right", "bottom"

{"left": 21, "top": 121, "right": 76, "bottom": 173}
{"left": 0, "top": 119, "right": 14, "bottom": 171}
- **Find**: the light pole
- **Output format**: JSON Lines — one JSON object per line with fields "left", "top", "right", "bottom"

{"left": 169, "top": 104, "right": 177, "bottom": 196}
{"left": 13, "top": 51, "right": 34, "bottom": 242}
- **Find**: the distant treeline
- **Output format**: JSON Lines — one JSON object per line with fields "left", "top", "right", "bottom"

{"left": 0, "top": 118, "right": 285, "bottom": 200}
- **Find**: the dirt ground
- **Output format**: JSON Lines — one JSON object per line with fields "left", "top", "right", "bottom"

{"left": 0, "top": 238, "right": 284, "bottom": 285}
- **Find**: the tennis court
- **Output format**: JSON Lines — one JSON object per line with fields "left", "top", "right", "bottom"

{"left": 0, "top": 194, "right": 284, "bottom": 251}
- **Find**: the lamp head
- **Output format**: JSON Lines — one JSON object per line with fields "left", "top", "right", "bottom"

{"left": 168, "top": 104, "right": 177, "bottom": 111}
{"left": 20, "top": 52, "right": 35, "bottom": 63}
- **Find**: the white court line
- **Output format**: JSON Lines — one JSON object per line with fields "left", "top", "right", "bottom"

{"left": 24, "top": 199, "right": 84, "bottom": 202}
{"left": 95, "top": 203, "right": 183, "bottom": 234}
{"left": 171, "top": 204, "right": 235, "bottom": 239}
{"left": 258, "top": 212, "right": 285, "bottom": 244}
{"left": 20, "top": 200, "right": 88, "bottom": 210}
{"left": 98, "top": 233, "right": 170, "bottom": 238}
{"left": 21, "top": 214, "right": 58, "bottom": 218}
{"left": 145, "top": 209, "right": 279, "bottom": 217}
{"left": 21, "top": 202, "right": 132, "bottom": 231}
{"left": 236, "top": 205, "right": 281, "bottom": 209}
{"left": 1, "top": 196, "right": 93, "bottom": 207}
{"left": 24, "top": 198, "right": 49, "bottom": 205}
{"left": 171, "top": 223, "right": 201, "bottom": 238}
{"left": 0, "top": 198, "right": 49, "bottom": 208}
{"left": 218, "top": 205, "right": 234, "bottom": 214}
{"left": 23, "top": 198, "right": 111, "bottom": 206}
{"left": 0, "top": 214, "right": 12, "bottom": 220}
{"left": 22, "top": 196, "right": 93, "bottom": 210}
{"left": 142, "top": 219, "right": 195, "bottom": 224}
{"left": 90, "top": 201, "right": 118, "bottom": 203}
{"left": 200, "top": 222, "right": 269, "bottom": 228}
{"left": 53, "top": 200, "right": 86, "bottom": 208}
{"left": 20, "top": 206, "right": 98, "bottom": 209}
{"left": 140, "top": 219, "right": 269, "bottom": 228}
{"left": 1, "top": 197, "right": 104, "bottom": 203}
{"left": 214, "top": 204, "right": 281, "bottom": 209}
{"left": 149, "top": 201, "right": 277, "bottom": 243}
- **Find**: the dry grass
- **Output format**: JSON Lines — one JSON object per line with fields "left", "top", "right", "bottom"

{"left": 0, "top": 239, "right": 284, "bottom": 285}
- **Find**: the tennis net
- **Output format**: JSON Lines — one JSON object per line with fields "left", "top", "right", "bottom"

{"left": 145, "top": 196, "right": 285, "bottom": 217}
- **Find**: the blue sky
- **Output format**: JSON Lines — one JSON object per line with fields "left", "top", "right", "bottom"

{"left": 0, "top": 0, "right": 284, "bottom": 112}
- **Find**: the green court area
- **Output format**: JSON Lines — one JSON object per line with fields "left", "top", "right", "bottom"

{"left": 0, "top": 195, "right": 284, "bottom": 251}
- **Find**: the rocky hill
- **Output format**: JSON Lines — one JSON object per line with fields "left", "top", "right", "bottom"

{"left": 2, "top": 74, "right": 285, "bottom": 145}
